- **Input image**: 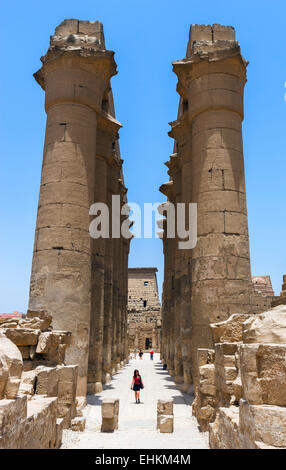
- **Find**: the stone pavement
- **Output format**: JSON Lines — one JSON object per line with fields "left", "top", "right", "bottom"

{"left": 61, "top": 353, "right": 209, "bottom": 449}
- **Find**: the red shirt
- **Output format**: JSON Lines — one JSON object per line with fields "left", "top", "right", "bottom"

{"left": 134, "top": 375, "right": 141, "bottom": 385}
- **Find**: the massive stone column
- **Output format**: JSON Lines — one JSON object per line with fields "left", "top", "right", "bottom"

{"left": 29, "top": 19, "right": 118, "bottom": 396}
{"left": 169, "top": 115, "right": 193, "bottom": 391}
{"left": 88, "top": 112, "right": 121, "bottom": 394}
{"left": 123, "top": 238, "right": 131, "bottom": 361}
{"left": 162, "top": 24, "right": 252, "bottom": 387}
{"left": 102, "top": 157, "right": 121, "bottom": 382}
{"left": 102, "top": 233, "right": 113, "bottom": 384}
{"left": 160, "top": 178, "right": 177, "bottom": 377}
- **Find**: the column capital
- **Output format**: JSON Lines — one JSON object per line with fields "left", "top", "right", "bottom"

{"left": 34, "top": 21, "right": 118, "bottom": 113}
{"left": 97, "top": 112, "right": 122, "bottom": 138}
{"left": 159, "top": 181, "right": 174, "bottom": 200}
{"left": 173, "top": 41, "right": 248, "bottom": 89}
{"left": 168, "top": 115, "right": 190, "bottom": 141}
{"left": 165, "top": 153, "right": 181, "bottom": 175}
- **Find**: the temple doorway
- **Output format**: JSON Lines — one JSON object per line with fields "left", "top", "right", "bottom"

{"left": 145, "top": 337, "right": 151, "bottom": 349}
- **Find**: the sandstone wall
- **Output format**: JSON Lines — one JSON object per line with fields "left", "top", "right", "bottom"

{"left": 192, "top": 304, "right": 286, "bottom": 449}
{"left": 127, "top": 268, "right": 161, "bottom": 352}
{"left": 0, "top": 323, "right": 83, "bottom": 448}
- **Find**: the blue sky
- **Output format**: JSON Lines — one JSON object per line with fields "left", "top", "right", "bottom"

{"left": 0, "top": 0, "right": 286, "bottom": 311}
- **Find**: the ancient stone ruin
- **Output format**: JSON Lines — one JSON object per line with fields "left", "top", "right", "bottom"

{"left": 0, "top": 19, "right": 130, "bottom": 449}
{"left": 160, "top": 23, "right": 286, "bottom": 448}
{"left": 0, "top": 314, "right": 82, "bottom": 449}
{"left": 127, "top": 267, "right": 161, "bottom": 352}
{"left": 1, "top": 19, "right": 285, "bottom": 450}
{"left": 29, "top": 19, "right": 130, "bottom": 397}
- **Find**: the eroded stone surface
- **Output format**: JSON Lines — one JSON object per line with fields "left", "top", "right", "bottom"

{"left": 243, "top": 305, "right": 286, "bottom": 344}
{"left": 0, "top": 333, "right": 22, "bottom": 399}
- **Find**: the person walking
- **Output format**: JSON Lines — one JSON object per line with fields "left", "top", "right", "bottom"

{"left": 139, "top": 349, "right": 143, "bottom": 360}
{"left": 131, "top": 369, "right": 144, "bottom": 403}
{"left": 150, "top": 350, "right": 154, "bottom": 360}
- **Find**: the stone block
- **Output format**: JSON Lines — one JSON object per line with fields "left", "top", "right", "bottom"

{"left": 24, "top": 396, "right": 58, "bottom": 449}
{"left": 240, "top": 343, "right": 286, "bottom": 406}
{"left": 189, "top": 24, "right": 212, "bottom": 46}
{"left": 224, "top": 212, "right": 248, "bottom": 236}
{"left": 21, "top": 310, "right": 52, "bottom": 331}
{"left": 212, "top": 24, "right": 235, "bottom": 41}
{"left": 0, "top": 333, "right": 23, "bottom": 399}
{"left": 71, "top": 416, "right": 86, "bottom": 432}
{"left": 36, "top": 332, "right": 52, "bottom": 354}
{"left": 209, "top": 406, "right": 241, "bottom": 449}
{"left": 102, "top": 398, "right": 119, "bottom": 419}
{"left": 1, "top": 328, "right": 40, "bottom": 347}
{"left": 78, "top": 20, "right": 103, "bottom": 35}
{"left": 18, "top": 370, "right": 38, "bottom": 395}
{"left": 159, "top": 414, "right": 173, "bottom": 433}
{"left": 36, "top": 366, "right": 59, "bottom": 397}
{"left": 243, "top": 305, "right": 286, "bottom": 344}
{"left": 239, "top": 400, "right": 286, "bottom": 448}
{"left": 197, "top": 348, "right": 215, "bottom": 367}
{"left": 101, "top": 416, "right": 118, "bottom": 432}
{"left": 210, "top": 313, "right": 250, "bottom": 343}
{"left": 200, "top": 381, "right": 216, "bottom": 396}
{"left": 0, "top": 395, "right": 27, "bottom": 438}
{"left": 157, "top": 399, "right": 174, "bottom": 416}
{"left": 55, "top": 19, "right": 79, "bottom": 35}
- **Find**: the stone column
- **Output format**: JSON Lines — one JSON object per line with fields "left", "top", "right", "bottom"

{"left": 160, "top": 220, "right": 167, "bottom": 364}
{"left": 123, "top": 238, "right": 131, "bottom": 361}
{"left": 29, "top": 19, "right": 117, "bottom": 396}
{"left": 169, "top": 114, "right": 193, "bottom": 391}
{"left": 112, "top": 234, "right": 120, "bottom": 373}
{"left": 102, "top": 160, "right": 115, "bottom": 384}
{"left": 119, "top": 192, "right": 130, "bottom": 364}
{"left": 88, "top": 114, "right": 121, "bottom": 394}
{"left": 173, "top": 168, "right": 184, "bottom": 385}
{"left": 172, "top": 24, "right": 252, "bottom": 384}
{"left": 160, "top": 179, "right": 177, "bottom": 377}
{"left": 118, "top": 228, "right": 125, "bottom": 364}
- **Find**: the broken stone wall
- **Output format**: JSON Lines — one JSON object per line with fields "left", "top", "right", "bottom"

{"left": 0, "top": 311, "right": 85, "bottom": 448}
{"left": 193, "top": 302, "right": 286, "bottom": 449}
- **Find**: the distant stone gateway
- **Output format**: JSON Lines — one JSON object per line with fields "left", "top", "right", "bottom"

{"left": 0, "top": 20, "right": 285, "bottom": 450}
{"left": 127, "top": 267, "right": 161, "bottom": 352}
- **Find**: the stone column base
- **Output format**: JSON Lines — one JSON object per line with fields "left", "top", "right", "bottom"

{"left": 87, "top": 382, "right": 103, "bottom": 394}
{"left": 174, "top": 375, "right": 184, "bottom": 384}
{"left": 180, "top": 383, "right": 194, "bottom": 394}
{"left": 103, "top": 373, "right": 111, "bottom": 385}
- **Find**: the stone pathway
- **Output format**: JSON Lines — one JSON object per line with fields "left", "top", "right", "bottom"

{"left": 61, "top": 353, "right": 209, "bottom": 449}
